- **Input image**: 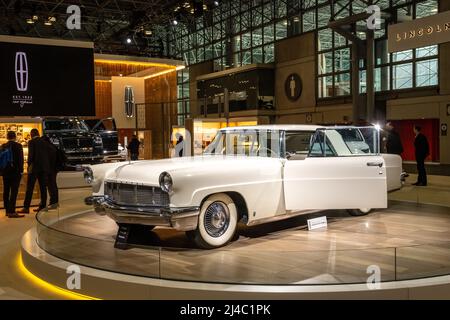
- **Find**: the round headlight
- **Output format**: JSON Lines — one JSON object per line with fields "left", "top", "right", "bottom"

{"left": 159, "top": 172, "right": 173, "bottom": 193}
{"left": 94, "top": 135, "right": 103, "bottom": 145}
{"left": 83, "top": 167, "right": 94, "bottom": 184}
{"left": 49, "top": 136, "right": 60, "bottom": 146}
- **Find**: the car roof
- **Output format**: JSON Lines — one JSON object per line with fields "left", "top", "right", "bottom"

{"left": 220, "top": 124, "right": 324, "bottom": 131}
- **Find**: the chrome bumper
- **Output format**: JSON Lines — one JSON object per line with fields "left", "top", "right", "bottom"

{"left": 84, "top": 196, "right": 200, "bottom": 231}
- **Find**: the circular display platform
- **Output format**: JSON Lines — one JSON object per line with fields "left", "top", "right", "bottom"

{"left": 22, "top": 199, "right": 450, "bottom": 299}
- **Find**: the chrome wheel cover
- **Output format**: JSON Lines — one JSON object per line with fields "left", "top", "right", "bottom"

{"left": 204, "top": 201, "right": 230, "bottom": 238}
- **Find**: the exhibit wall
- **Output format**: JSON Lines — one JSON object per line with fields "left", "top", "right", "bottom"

{"left": 94, "top": 81, "right": 112, "bottom": 119}
{"left": 0, "top": 36, "right": 95, "bottom": 117}
{"left": 144, "top": 71, "right": 177, "bottom": 159}
{"left": 111, "top": 76, "right": 145, "bottom": 129}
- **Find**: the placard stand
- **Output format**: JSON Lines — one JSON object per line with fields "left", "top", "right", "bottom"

{"left": 114, "top": 224, "right": 132, "bottom": 249}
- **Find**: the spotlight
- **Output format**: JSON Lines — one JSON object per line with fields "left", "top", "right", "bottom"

{"left": 44, "top": 16, "right": 55, "bottom": 26}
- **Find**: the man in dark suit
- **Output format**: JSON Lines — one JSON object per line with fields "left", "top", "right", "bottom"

{"left": 18, "top": 129, "right": 49, "bottom": 213}
{"left": 1, "top": 131, "right": 25, "bottom": 218}
{"left": 127, "top": 135, "right": 140, "bottom": 161}
{"left": 413, "top": 125, "right": 430, "bottom": 186}
{"left": 43, "top": 136, "right": 59, "bottom": 209}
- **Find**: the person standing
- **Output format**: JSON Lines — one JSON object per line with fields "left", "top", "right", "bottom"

{"left": 43, "top": 136, "right": 60, "bottom": 209}
{"left": 18, "top": 129, "right": 49, "bottom": 213}
{"left": 413, "top": 125, "right": 430, "bottom": 187}
{"left": 127, "top": 135, "right": 140, "bottom": 161}
{"left": 385, "top": 122, "right": 403, "bottom": 155}
{"left": 175, "top": 133, "right": 184, "bottom": 157}
{"left": 1, "top": 131, "right": 24, "bottom": 218}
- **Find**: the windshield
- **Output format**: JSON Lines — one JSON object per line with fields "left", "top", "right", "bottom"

{"left": 44, "top": 119, "right": 89, "bottom": 131}
{"left": 204, "top": 129, "right": 281, "bottom": 158}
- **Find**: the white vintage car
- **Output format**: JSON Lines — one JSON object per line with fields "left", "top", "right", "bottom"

{"left": 84, "top": 125, "right": 404, "bottom": 249}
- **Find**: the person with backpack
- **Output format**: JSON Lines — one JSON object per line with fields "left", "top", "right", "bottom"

{"left": 1, "top": 131, "right": 24, "bottom": 218}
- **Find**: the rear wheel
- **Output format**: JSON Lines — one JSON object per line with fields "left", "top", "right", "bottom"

{"left": 347, "top": 208, "right": 371, "bottom": 216}
{"left": 186, "top": 193, "right": 238, "bottom": 249}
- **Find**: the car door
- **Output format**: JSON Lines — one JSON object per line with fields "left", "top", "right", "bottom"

{"left": 283, "top": 128, "right": 387, "bottom": 211}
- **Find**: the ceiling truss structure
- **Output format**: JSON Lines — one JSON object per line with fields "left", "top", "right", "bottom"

{"left": 0, "top": 0, "right": 182, "bottom": 56}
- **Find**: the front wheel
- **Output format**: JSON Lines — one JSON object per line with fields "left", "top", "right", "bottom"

{"left": 186, "top": 193, "right": 238, "bottom": 249}
{"left": 347, "top": 208, "right": 371, "bottom": 216}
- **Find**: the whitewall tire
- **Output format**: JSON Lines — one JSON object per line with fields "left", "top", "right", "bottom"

{"left": 347, "top": 208, "right": 371, "bottom": 216}
{"left": 187, "top": 193, "right": 238, "bottom": 249}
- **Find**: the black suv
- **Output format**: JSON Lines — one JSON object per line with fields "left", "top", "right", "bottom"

{"left": 83, "top": 117, "right": 119, "bottom": 161}
{"left": 43, "top": 117, "right": 104, "bottom": 164}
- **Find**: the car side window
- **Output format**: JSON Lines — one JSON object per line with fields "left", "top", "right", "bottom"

{"left": 285, "top": 131, "right": 315, "bottom": 160}
{"left": 308, "top": 130, "right": 336, "bottom": 157}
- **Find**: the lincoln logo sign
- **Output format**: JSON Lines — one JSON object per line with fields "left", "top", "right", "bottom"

{"left": 15, "top": 52, "right": 28, "bottom": 91}
{"left": 388, "top": 10, "right": 450, "bottom": 53}
{"left": 124, "top": 85, "right": 135, "bottom": 118}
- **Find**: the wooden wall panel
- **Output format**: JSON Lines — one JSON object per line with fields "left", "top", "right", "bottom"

{"left": 144, "top": 72, "right": 178, "bottom": 159}
{"left": 94, "top": 81, "right": 112, "bottom": 118}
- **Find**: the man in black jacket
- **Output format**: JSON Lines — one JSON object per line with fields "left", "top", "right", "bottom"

{"left": 127, "top": 135, "right": 140, "bottom": 161}
{"left": 43, "top": 136, "right": 59, "bottom": 209}
{"left": 1, "top": 131, "right": 25, "bottom": 218}
{"left": 18, "top": 129, "right": 49, "bottom": 213}
{"left": 413, "top": 125, "right": 430, "bottom": 187}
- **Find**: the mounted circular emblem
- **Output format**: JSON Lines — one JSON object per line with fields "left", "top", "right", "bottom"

{"left": 285, "top": 73, "right": 302, "bottom": 102}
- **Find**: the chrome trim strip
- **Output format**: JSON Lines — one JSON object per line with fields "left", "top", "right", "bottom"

{"left": 246, "top": 209, "right": 321, "bottom": 226}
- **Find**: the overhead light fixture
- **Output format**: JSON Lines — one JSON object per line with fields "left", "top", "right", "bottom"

{"left": 214, "top": 1, "right": 219, "bottom": 6}
{"left": 203, "top": 4, "right": 208, "bottom": 10}
{"left": 190, "top": 8, "right": 195, "bottom": 14}
{"left": 172, "top": 19, "right": 178, "bottom": 25}
{"left": 293, "top": 17, "right": 300, "bottom": 22}
{"left": 44, "top": 16, "right": 55, "bottom": 26}
{"left": 144, "top": 30, "right": 152, "bottom": 36}
{"left": 126, "top": 37, "right": 132, "bottom": 44}
{"left": 27, "top": 15, "right": 39, "bottom": 24}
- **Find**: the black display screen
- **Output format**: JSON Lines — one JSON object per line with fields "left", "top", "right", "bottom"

{"left": 0, "top": 41, "right": 95, "bottom": 116}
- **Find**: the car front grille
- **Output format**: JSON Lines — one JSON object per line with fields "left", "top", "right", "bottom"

{"left": 104, "top": 181, "right": 170, "bottom": 207}
{"left": 102, "top": 136, "right": 118, "bottom": 153}
{"left": 62, "top": 137, "right": 93, "bottom": 149}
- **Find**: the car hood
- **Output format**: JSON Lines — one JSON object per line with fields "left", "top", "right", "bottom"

{"left": 45, "top": 130, "right": 95, "bottom": 138}
{"left": 105, "top": 156, "right": 282, "bottom": 186}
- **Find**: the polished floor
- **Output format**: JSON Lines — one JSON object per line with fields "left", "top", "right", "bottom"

{"left": 39, "top": 196, "right": 450, "bottom": 285}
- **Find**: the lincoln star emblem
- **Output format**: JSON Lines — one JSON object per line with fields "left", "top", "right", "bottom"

{"left": 15, "top": 52, "right": 29, "bottom": 92}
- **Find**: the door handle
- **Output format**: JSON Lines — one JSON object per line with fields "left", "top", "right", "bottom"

{"left": 367, "top": 162, "right": 383, "bottom": 168}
